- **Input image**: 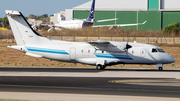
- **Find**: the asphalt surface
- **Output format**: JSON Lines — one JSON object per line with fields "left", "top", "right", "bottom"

{"left": 0, "top": 67, "right": 180, "bottom": 98}
{"left": 1, "top": 67, "right": 180, "bottom": 72}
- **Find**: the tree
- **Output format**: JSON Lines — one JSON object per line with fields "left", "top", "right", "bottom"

{"left": 41, "top": 14, "right": 48, "bottom": 18}
{"left": 0, "top": 18, "right": 2, "bottom": 27}
{"left": 0, "top": 18, "right": 2, "bottom": 23}
{"left": 163, "top": 22, "right": 180, "bottom": 36}
{"left": 2, "top": 17, "right": 10, "bottom": 28}
{"left": 29, "top": 14, "right": 37, "bottom": 19}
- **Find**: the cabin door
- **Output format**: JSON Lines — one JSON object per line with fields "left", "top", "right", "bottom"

{"left": 70, "top": 48, "right": 76, "bottom": 61}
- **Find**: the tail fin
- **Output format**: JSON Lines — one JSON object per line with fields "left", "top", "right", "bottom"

{"left": 87, "top": 0, "right": 95, "bottom": 22}
{"left": 6, "top": 10, "right": 43, "bottom": 45}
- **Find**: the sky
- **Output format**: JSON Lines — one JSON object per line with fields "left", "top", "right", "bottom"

{"left": 0, "top": 0, "right": 90, "bottom": 18}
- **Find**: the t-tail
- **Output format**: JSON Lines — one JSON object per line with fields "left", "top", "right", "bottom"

{"left": 6, "top": 10, "right": 50, "bottom": 46}
{"left": 87, "top": 0, "right": 95, "bottom": 22}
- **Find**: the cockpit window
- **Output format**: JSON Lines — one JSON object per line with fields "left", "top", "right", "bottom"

{"left": 152, "top": 48, "right": 165, "bottom": 53}
{"left": 152, "top": 48, "right": 158, "bottom": 53}
{"left": 158, "top": 49, "right": 165, "bottom": 53}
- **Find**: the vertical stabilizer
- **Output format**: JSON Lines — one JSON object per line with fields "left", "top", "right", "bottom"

{"left": 87, "top": 0, "right": 95, "bottom": 22}
{"left": 6, "top": 10, "right": 43, "bottom": 45}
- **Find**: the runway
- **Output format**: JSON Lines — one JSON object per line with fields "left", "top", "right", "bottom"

{"left": 0, "top": 67, "right": 180, "bottom": 100}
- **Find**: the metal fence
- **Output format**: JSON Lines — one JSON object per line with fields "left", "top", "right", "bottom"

{"left": 1, "top": 36, "right": 180, "bottom": 44}
{"left": 48, "top": 36, "right": 180, "bottom": 44}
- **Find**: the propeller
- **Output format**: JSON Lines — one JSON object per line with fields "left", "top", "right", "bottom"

{"left": 126, "top": 43, "right": 132, "bottom": 50}
{"left": 125, "top": 31, "right": 132, "bottom": 55}
{"left": 125, "top": 42, "right": 132, "bottom": 56}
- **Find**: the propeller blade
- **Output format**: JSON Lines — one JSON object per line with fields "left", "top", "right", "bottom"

{"left": 125, "top": 43, "right": 132, "bottom": 56}
{"left": 126, "top": 44, "right": 132, "bottom": 50}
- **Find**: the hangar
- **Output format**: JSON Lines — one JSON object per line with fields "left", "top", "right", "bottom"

{"left": 66, "top": 0, "right": 180, "bottom": 31}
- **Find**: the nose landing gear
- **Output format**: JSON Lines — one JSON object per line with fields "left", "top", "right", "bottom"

{"left": 157, "top": 64, "right": 163, "bottom": 71}
{"left": 158, "top": 67, "right": 163, "bottom": 71}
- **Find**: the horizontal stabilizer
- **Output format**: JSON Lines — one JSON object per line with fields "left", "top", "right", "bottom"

{"left": 6, "top": 10, "right": 21, "bottom": 16}
{"left": 7, "top": 45, "right": 26, "bottom": 52}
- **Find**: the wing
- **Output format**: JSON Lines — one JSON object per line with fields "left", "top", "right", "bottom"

{"left": 88, "top": 41, "right": 110, "bottom": 51}
{"left": 88, "top": 41, "right": 127, "bottom": 52}
{"left": 73, "top": 18, "right": 118, "bottom": 23}
{"left": 95, "top": 18, "right": 118, "bottom": 22}
{"left": 89, "top": 41, "right": 110, "bottom": 44}
{"left": 92, "top": 20, "right": 147, "bottom": 29}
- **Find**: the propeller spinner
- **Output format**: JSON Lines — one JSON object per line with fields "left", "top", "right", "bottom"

{"left": 126, "top": 43, "right": 132, "bottom": 50}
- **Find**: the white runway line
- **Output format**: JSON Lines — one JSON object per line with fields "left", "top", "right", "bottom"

{"left": 0, "top": 71, "right": 180, "bottom": 79}
{"left": 0, "top": 92, "right": 179, "bottom": 101}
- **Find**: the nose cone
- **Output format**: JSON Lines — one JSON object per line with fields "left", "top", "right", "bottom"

{"left": 162, "top": 54, "right": 175, "bottom": 63}
{"left": 168, "top": 56, "right": 176, "bottom": 63}
{"left": 169, "top": 56, "right": 176, "bottom": 63}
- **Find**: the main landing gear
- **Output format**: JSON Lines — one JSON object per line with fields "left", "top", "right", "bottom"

{"left": 96, "top": 65, "right": 106, "bottom": 70}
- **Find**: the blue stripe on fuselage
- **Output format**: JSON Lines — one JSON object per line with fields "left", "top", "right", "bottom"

{"left": 25, "top": 46, "right": 69, "bottom": 55}
{"left": 94, "top": 53, "right": 133, "bottom": 60}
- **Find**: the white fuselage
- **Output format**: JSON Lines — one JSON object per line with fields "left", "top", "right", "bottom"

{"left": 13, "top": 40, "right": 175, "bottom": 66}
{"left": 55, "top": 20, "right": 84, "bottom": 29}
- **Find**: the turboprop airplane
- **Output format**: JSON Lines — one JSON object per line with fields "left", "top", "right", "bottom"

{"left": 48, "top": 0, "right": 147, "bottom": 31}
{"left": 6, "top": 10, "right": 175, "bottom": 71}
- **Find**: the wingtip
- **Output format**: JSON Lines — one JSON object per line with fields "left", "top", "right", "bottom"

{"left": 143, "top": 20, "right": 147, "bottom": 24}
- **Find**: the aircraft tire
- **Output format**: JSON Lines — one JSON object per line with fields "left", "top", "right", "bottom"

{"left": 158, "top": 67, "right": 163, "bottom": 71}
{"left": 101, "top": 65, "right": 106, "bottom": 70}
{"left": 96, "top": 65, "right": 102, "bottom": 70}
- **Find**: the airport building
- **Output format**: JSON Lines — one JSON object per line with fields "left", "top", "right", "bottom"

{"left": 66, "top": 0, "right": 180, "bottom": 31}
{"left": 50, "top": 11, "right": 66, "bottom": 24}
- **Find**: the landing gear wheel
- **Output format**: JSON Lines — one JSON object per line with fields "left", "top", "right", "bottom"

{"left": 96, "top": 65, "right": 106, "bottom": 70}
{"left": 158, "top": 67, "right": 163, "bottom": 71}
{"left": 101, "top": 65, "right": 106, "bottom": 70}
{"left": 96, "top": 65, "right": 102, "bottom": 70}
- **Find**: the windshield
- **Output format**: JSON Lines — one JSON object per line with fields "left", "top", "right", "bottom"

{"left": 158, "top": 49, "right": 165, "bottom": 53}
{"left": 152, "top": 48, "right": 158, "bottom": 53}
{"left": 152, "top": 48, "right": 165, "bottom": 53}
